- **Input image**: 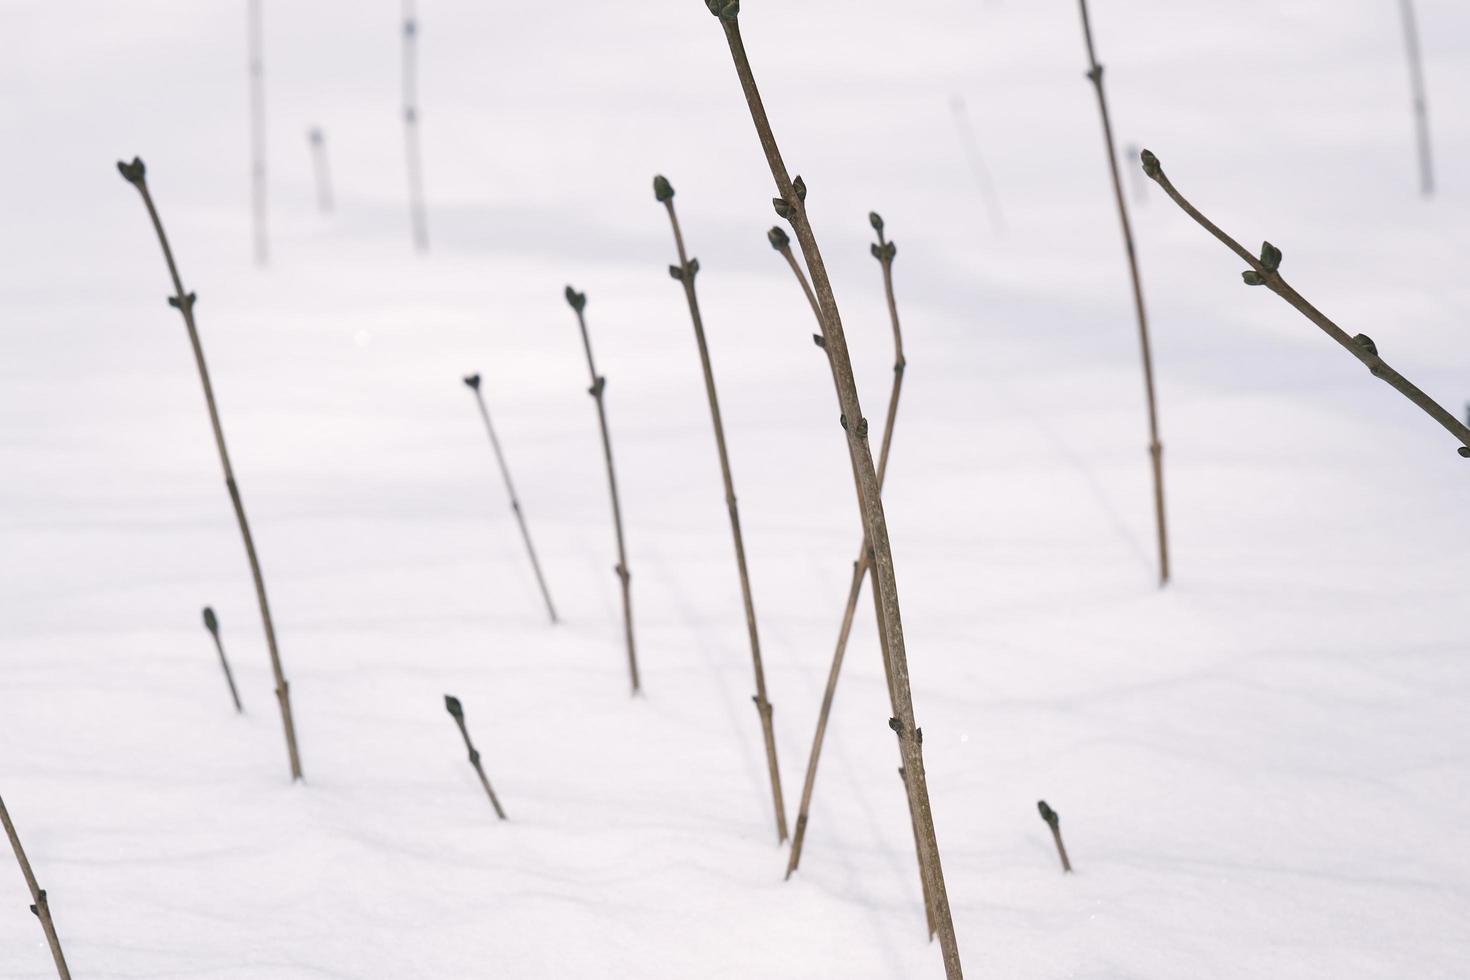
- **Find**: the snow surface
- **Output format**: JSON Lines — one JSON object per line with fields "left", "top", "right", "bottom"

{"left": 4, "top": 1, "right": 1470, "bottom": 977}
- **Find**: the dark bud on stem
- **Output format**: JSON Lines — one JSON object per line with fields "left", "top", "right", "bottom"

{"left": 463, "top": 373, "right": 481, "bottom": 390}
{"left": 202, "top": 606, "right": 218, "bottom": 634}
{"left": 772, "top": 198, "right": 794, "bottom": 220}
{"left": 1037, "top": 800, "right": 1060, "bottom": 829}
{"left": 1139, "top": 149, "right": 1161, "bottom": 179}
{"left": 1259, "top": 241, "right": 1282, "bottom": 272}
{"left": 116, "top": 157, "right": 146, "bottom": 185}
{"left": 444, "top": 695, "right": 464, "bottom": 719}
{"left": 653, "top": 174, "right": 674, "bottom": 203}
{"left": 564, "top": 286, "right": 586, "bottom": 312}
{"left": 1242, "top": 271, "right": 1265, "bottom": 286}
{"left": 1353, "top": 334, "right": 1378, "bottom": 356}
{"left": 792, "top": 176, "right": 807, "bottom": 202}
{"left": 869, "top": 211, "right": 884, "bottom": 233}
{"left": 705, "top": 0, "right": 739, "bottom": 21}
{"left": 812, "top": 334, "right": 826, "bottom": 348}
{"left": 669, "top": 265, "right": 685, "bottom": 282}
{"left": 767, "top": 226, "right": 789, "bottom": 250}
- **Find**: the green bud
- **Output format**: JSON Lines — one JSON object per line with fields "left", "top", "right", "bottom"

{"left": 1037, "top": 800, "right": 1060, "bottom": 828}
{"left": 1353, "top": 334, "right": 1378, "bottom": 356}
{"left": 1139, "top": 149, "right": 1161, "bottom": 179}
{"left": 564, "top": 286, "right": 586, "bottom": 312}
{"left": 653, "top": 175, "right": 674, "bottom": 203}
{"left": 772, "top": 198, "right": 794, "bottom": 220}
{"left": 869, "top": 211, "right": 884, "bottom": 232}
{"left": 792, "top": 176, "right": 806, "bottom": 202}
{"left": 767, "top": 226, "right": 789, "bottom": 250}
{"left": 202, "top": 607, "right": 218, "bottom": 633}
{"left": 1259, "top": 241, "right": 1282, "bottom": 272}
{"left": 444, "top": 694, "right": 463, "bottom": 718}
{"left": 1242, "top": 270, "right": 1265, "bottom": 286}
{"left": 462, "top": 373, "right": 481, "bottom": 390}
{"left": 116, "top": 157, "right": 146, "bottom": 185}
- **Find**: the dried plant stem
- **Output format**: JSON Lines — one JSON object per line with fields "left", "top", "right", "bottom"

{"left": 656, "top": 177, "right": 787, "bottom": 842}
{"left": 308, "top": 127, "right": 333, "bottom": 214}
{"left": 780, "top": 215, "right": 935, "bottom": 939}
{"left": 0, "top": 795, "right": 72, "bottom": 979}
{"left": 402, "top": 0, "right": 429, "bottom": 252}
{"left": 707, "top": 6, "right": 962, "bottom": 975}
{"left": 247, "top": 0, "right": 267, "bottom": 265}
{"left": 1141, "top": 149, "right": 1470, "bottom": 458}
{"left": 203, "top": 607, "right": 244, "bottom": 712}
{"left": 1078, "top": 0, "right": 1170, "bottom": 587}
{"left": 444, "top": 697, "right": 507, "bottom": 819}
{"left": 566, "top": 287, "right": 640, "bottom": 693}
{"left": 1399, "top": 0, "right": 1434, "bottom": 196}
{"left": 1037, "top": 801, "right": 1073, "bottom": 873}
{"left": 463, "top": 374, "right": 559, "bottom": 625}
{"left": 117, "top": 157, "right": 304, "bottom": 782}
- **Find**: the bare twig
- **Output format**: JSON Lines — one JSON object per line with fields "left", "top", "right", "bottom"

{"left": 308, "top": 127, "right": 333, "bottom": 214}
{"left": 705, "top": 5, "right": 962, "bottom": 974}
{"left": 444, "top": 696, "right": 507, "bottom": 819}
{"left": 202, "top": 606, "right": 244, "bottom": 713}
{"left": 117, "top": 157, "right": 304, "bottom": 782}
{"left": 655, "top": 175, "right": 787, "bottom": 842}
{"left": 402, "top": 0, "right": 429, "bottom": 252}
{"left": 463, "top": 373, "right": 559, "bottom": 625}
{"left": 1078, "top": 0, "right": 1170, "bottom": 587}
{"left": 566, "top": 286, "right": 640, "bottom": 693}
{"left": 0, "top": 795, "right": 72, "bottom": 979}
{"left": 1398, "top": 0, "right": 1434, "bottom": 196}
{"left": 947, "top": 95, "right": 1007, "bottom": 234}
{"left": 247, "top": 0, "right": 267, "bottom": 265}
{"left": 1037, "top": 800, "right": 1073, "bottom": 873}
{"left": 1141, "top": 149, "right": 1470, "bottom": 458}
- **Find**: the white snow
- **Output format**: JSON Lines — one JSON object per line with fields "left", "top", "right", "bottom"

{"left": 3, "top": 1, "right": 1470, "bottom": 977}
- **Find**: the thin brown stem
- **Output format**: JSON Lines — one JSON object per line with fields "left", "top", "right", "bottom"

{"left": 1078, "top": 0, "right": 1170, "bottom": 587}
{"left": 566, "top": 288, "right": 641, "bottom": 693}
{"left": 1037, "top": 801, "right": 1073, "bottom": 874}
{"left": 444, "top": 697, "right": 507, "bottom": 819}
{"left": 708, "top": 7, "right": 962, "bottom": 975}
{"left": 1141, "top": 149, "right": 1470, "bottom": 457}
{"left": 402, "top": 0, "right": 429, "bottom": 252}
{"left": 658, "top": 179, "right": 788, "bottom": 841}
{"left": 464, "top": 375, "right": 559, "bottom": 625}
{"left": 781, "top": 215, "right": 933, "bottom": 937}
{"left": 247, "top": 0, "right": 266, "bottom": 266}
{"left": 0, "top": 795, "right": 72, "bottom": 979}
{"left": 117, "top": 157, "right": 304, "bottom": 782}
{"left": 204, "top": 607, "right": 244, "bottom": 713}
{"left": 1399, "top": 0, "right": 1434, "bottom": 197}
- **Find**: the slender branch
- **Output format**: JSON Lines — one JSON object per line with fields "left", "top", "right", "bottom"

{"left": 1399, "top": 0, "right": 1434, "bottom": 197}
{"left": 443, "top": 696, "right": 507, "bottom": 819}
{"left": 1141, "top": 149, "right": 1470, "bottom": 458}
{"left": 706, "top": 6, "right": 962, "bottom": 974}
{"left": 463, "top": 374, "right": 559, "bottom": 624}
{"left": 656, "top": 176, "right": 788, "bottom": 841}
{"left": 1077, "top": 0, "right": 1170, "bottom": 587}
{"left": 0, "top": 795, "right": 72, "bottom": 979}
{"left": 247, "top": 0, "right": 267, "bottom": 265}
{"left": 947, "top": 95, "right": 1007, "bottom": 234}
{"left": 402, "top": 0, "right": 429, "bottom": 252}
{"left": 203, "top": 606, "right": 244, "bottom": 712}
{"left": 1037, "top": 801, "right": 1073, "bottom": 874}
{"left": 117, "top": 156, "right": 304, "bottom": 782}
{"left": 566, "top": 287, "right": 641, "bottom": 693}
{"left": 308, "top": 127, "right": 333, "bottom": 214}
{"left": 780, "top": 213, "right": 934, "bottom": 937}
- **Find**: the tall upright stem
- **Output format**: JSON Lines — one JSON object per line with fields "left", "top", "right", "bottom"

{"left": 781, "top": 217, "right": 934, "bottom": 938}
{"left": 464, "top": 375, "right": 559, "bottom": 625}
{"left": 1077, "top": 0, "right": 1170, "bottom": 587}
{"left": 1398, "top": 0, "right": 1434, "bottom": 196}
{"left": 0, "top": 795, "right": 72, "bottom": 980}
{"left": 402, "top": 0, "right": 429, "bottom": 252}
{"left": 117, "top": 158, "right": 304, "bottom": 782}
{"left": 1141, "top": 149, "right": 1470, "bottom": 458}
{"left": 247, "top": 0, "right": 267, "bottom": 265}
{"left": 707, "top": 7, "right": 962, "bottom": 975}
{"left": 566, "top": 288, "right": 640, "bottom": 693}
{"left": 657, "top": 179, "right": 788, "bottom": 842}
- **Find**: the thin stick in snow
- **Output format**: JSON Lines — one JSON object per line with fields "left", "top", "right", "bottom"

{"left": 247, "top": 0, "right": 267, "bottom": 265}
{"left": 1077, "top": 0, "right": 1170, "bottom": 588}
{"left": 565, "top": 286, "right": 640, "bottom": 693}
{"left": 654, "top": 174, "right": 788, "bottom": 842}
{"left": 307, "top": 127, "right": 333, "bottom": 214}
{"left": 771, "top": 217, "right": 936, "bottom": 937}
{"left": 402, "top": 0, "right": 429, "bottom": 252}
{"left": 117, "top": 156, "right": 304, "bottom": 782}
{"left": 444, "top": 696, "right": 507, "bottom": 819}
{"left": 463, "top": 373, "right": 559, "bottom": 625}
{"left": 1141, "top": 149, "right": 1470, "bottom": 458}
{"left": 947, "top": 95, "right": 1007, "bottom": 234}
{"left": 1037, "top": 800, "right": 1073, "bottom": 873}
{"left": 0, "top": 794, "right": 72, "bottom": 979}
{"left": 1398, "top": 0, "right": 1434, "bottom": 196}
{"left": 705, "top": 5, "right": 963, "bottom": 974}
{"left": 202, "top": 606, "right": 244, "bottom": 713}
